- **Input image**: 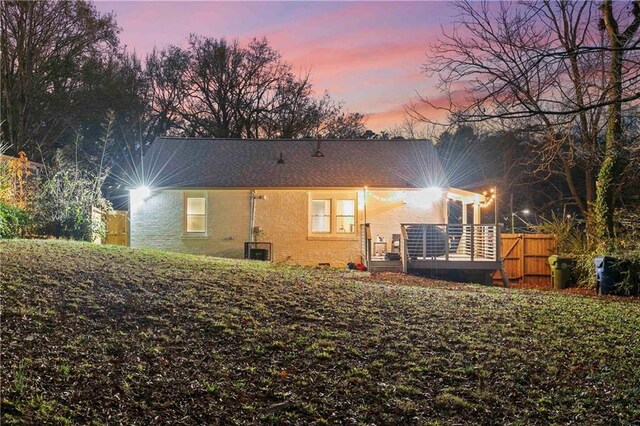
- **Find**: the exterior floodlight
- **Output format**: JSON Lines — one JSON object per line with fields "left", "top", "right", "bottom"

{"left": 425, "top": 186, "right": 443, "bottom": 199}
{"left": 138, "top": 185, "right": 151, "bottom": 200}
{"left": 521, "top": 209, "right": 531, "bottom": 215}
{"left": 130, "top": 185, "right": 152, "bottom": 212}
{"left": 406, "top": 186, "right": 443, "bottom": 209}
{"left": 131, "top": 185, "right": 151, "bottom": 202}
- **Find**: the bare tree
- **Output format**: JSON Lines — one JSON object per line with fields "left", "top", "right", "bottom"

{"left": 145, "top": 46, "right": 190, "bottom": 142}
{"left": 0, "top": 0, "right": 119, "bottom": 156}
{"left": 412, "top": 0, "right": 640, "bottom": 245}
{"left": 145, "top": 36, "right": 367, "bottom": 140}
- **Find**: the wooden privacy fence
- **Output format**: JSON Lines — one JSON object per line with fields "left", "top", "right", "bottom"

{"left": 105, "top": 210, "right": 128, "bottom": 246}
{"left": 492, "top": 234, "right": 557, "bottom": 285}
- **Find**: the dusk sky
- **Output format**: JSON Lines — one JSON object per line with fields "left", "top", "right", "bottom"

{"left": 95, "top": 1, "right": 456, "bottom": 131}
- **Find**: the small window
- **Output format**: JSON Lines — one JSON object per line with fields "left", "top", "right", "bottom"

{"left": 336, "top": 199, "right": 355, "bottom": 233}
{"left": 186, "top": 196, "right": 206, "bottom": 233}
{"left": 311, "top": 199, "right": 331, "bottom": 233}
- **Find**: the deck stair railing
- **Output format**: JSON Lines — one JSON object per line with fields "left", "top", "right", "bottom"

{"left": 400, "top": 224, "right": 499, "bottom": 262}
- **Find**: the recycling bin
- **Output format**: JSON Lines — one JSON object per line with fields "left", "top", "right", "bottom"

{"left": 594, "top": 256, "right": 621, "bottom": 295}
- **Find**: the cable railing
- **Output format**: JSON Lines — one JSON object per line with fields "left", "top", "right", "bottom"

{"left": 401, "top": 224, "right": 500, "bottom": 263}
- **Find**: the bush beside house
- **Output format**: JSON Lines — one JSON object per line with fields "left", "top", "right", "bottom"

{"left": 31, "top": 152, "right": 110, "bottom": 241}
{"left": 0, "top": 201, "right": 30, "bottom": 238}
{"left": 0, "top": 149, "right": 110, "bottom": 242}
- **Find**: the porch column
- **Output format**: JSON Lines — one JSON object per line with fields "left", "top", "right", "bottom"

{"left": 473, "top": 198, "right": 481, "bottom": 224}
{"left": 443, "top": 198, "right": 449, "bottom": 223}
{"left": 473, "top": 198, "right": 481, "bottom": 259}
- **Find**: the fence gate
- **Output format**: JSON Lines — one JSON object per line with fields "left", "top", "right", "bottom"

{"left": 492, "top": 234, "right": 557, "bottom": 285}
{"left": 105, "top": 210, "right": 128, "bottom": 246}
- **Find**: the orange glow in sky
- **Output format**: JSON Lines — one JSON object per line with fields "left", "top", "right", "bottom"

{"left": 96, "top": 1, "right": 455, "bottom": 131}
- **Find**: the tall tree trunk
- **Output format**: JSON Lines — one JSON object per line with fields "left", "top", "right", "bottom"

{"left": 595, "top": 0, "right": 640, "bottom": 251}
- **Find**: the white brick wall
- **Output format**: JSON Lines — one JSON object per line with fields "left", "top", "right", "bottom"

{"left": 130, "top": 189, "right": 250, "bottom": 258}
{"left": 130, "top": 188, "right": 445, "bottom": 267}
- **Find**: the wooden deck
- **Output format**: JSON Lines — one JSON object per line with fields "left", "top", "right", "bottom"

{"left": 363, "top": 224, "right": 509, "bottom": 285}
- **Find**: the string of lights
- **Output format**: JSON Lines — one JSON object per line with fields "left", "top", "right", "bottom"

{"left": 367, "top": 191, "right": 407, "bottom": 203}
{"left": 479, "top": 188, "right": 496, "bottom": 208}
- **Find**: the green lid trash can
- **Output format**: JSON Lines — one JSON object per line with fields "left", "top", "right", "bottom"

{"left": 548, "top": 255, "right": 574, "bottom": 289}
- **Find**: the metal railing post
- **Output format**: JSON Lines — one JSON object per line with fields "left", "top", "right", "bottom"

{"left": 444, "top": 224, "right": 449, "bottom": 261}
{"left": 401, "top": 230, "right": 408, "bottom": 273}
{"left": 470, "top": 224, "right": 475, "bottom": 261}
{"left": 422, "top": 225, "right": 427, "bottom": 259}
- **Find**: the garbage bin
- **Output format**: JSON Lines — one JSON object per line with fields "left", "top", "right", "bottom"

{"left": 548, "top": 255, "right": 573, "bottom": 289}
{"left": 594, "top": 256, "right": 620, "bottom": 295}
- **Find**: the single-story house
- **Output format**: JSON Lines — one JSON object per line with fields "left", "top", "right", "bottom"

{"left": 130, "top": 138, "right": 504, "bottom": 277}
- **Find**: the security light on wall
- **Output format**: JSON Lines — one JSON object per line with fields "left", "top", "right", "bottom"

{"left": 133, "top": 185, "right": 151, "bottom": 201}
{"left": 406, "top": 186, "right": 443, "bottom": 210}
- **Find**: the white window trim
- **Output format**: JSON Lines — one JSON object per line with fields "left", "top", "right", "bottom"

{"left": 184, "top": 192, "right": 208, "bottom": 236}
{"left": 308, "top": 192, "right": 358, "bottom": 238}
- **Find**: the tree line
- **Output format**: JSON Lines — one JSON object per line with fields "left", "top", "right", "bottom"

{"left": 0, "top": 0, "right": 368, "bottom": 171}
{"left": 411, "top": 0, "right": 640, "bottom": 248}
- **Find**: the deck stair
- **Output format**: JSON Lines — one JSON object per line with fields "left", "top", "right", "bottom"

{"left": 368, "top": 259, "right": 403, "bottom": 272}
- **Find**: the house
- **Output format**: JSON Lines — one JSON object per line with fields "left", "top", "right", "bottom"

{"left": 129, "top": 137, "right": 507, "bottom": 282}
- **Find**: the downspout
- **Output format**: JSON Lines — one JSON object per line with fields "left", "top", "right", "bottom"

{"left": 363, "top": 186, "right": 369, "bottom": 267}
{"left": 249, "top": 191, "right": 256, "bottom": 243}
{"left": 363, "top": 186, "right": 367, "bottom": 227}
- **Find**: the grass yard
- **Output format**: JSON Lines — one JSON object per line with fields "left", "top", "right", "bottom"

{"left": 1, "top": 240, "right": 639, "bottom": 425}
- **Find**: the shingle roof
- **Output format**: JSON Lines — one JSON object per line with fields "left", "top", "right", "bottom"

{"left": 141, "top": 137, "right": 447, "bottom": 189}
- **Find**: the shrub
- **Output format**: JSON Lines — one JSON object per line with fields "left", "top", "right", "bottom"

{"left": 0, "top": 202, "right": 30, "bottom": 238}
{"left": 614, "top": 251, "right": 640, "bottom": 295}
{"left": 31, "top": 152, "right": 110, "bottom": 241}
{"left": 533, "top": 211, "right": 597, "bottom": 288}
{"left": 534, "top": 208, "right": 640, "bottom": 291}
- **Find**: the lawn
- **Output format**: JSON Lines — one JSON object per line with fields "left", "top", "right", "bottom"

{"left": 1, "top": 240, "right": 639, "bottom": 425}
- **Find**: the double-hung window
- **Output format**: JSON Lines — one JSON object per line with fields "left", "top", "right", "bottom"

{"left": 336, "top": 200, "right": 355, "bottom": 233}
{"left": 185, "top": 195, "right": 207, "bottom": 234}
{"left": 311, "top": 199, "right": 331, "bottom": 233}
{"left": 309, "top": 194, "right": 357, "bottom": 235}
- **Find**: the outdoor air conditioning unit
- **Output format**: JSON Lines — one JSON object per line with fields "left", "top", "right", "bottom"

{"left": 244, "top": 242, "right": 272, "bottom": 261}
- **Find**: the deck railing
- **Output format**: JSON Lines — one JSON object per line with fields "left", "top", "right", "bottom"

{"left": 401, "top": 224, "right": 500, "bottom": 263}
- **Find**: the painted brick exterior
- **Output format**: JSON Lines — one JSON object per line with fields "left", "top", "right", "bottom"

{"left": 130, "top": 188, "right": 444, "bottom": 267}
{"left": 130, "top": 189, "right": 251, "bottom": 258}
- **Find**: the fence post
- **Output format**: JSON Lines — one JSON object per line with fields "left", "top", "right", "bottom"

{"left": 422, "top": 225, "right": 426, "bottom": 259}
{"left": 520, "top": 234, "right": 526, "bottom": 283}
{"left": 495, "top": 225, "right": 500, "bottom": 261}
